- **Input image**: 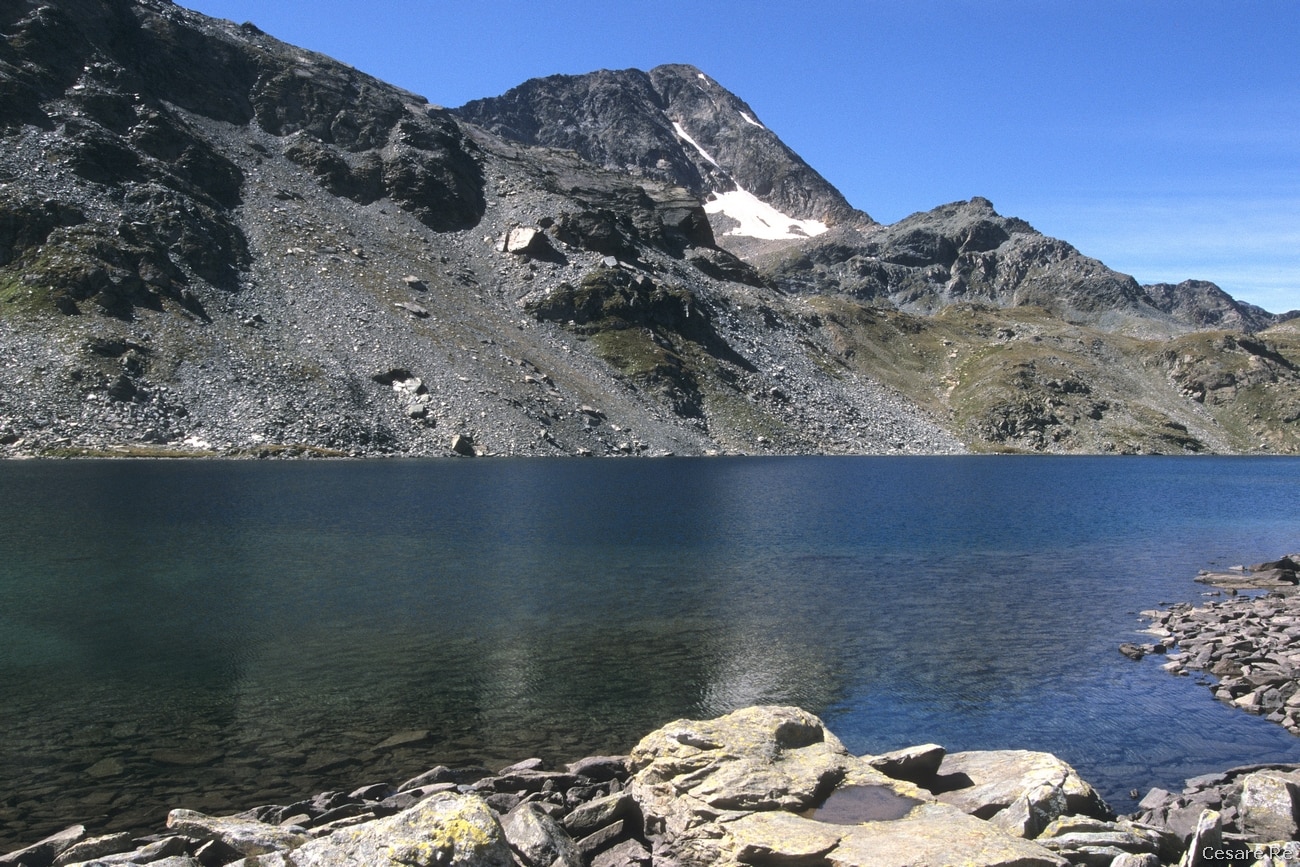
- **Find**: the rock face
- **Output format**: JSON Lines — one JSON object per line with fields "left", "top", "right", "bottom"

{"left": 2, "top": 0, "right": 1298, "bottom": 459}
{"left": 453, "top": 64, "right": 861, "bottom": 229}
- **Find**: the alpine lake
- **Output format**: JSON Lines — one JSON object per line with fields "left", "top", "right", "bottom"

{"left": 2, "top": 455, "right": 1299, "bottom": 850}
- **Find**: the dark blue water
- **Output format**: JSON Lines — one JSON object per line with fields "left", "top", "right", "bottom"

{"left": 1, "top": 456, "right": 1298, "bottom": 848}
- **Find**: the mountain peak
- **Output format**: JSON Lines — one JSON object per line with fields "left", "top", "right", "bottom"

{"left": 453, "top": 65, "right": 868, "bottom": 239}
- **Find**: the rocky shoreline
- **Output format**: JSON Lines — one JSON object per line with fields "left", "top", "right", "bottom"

{"left": 4, "top": 705, "right": 1299, "bottom": 867}
{"left": 1128, "top": 555, "right": 1300, "bottom": 736}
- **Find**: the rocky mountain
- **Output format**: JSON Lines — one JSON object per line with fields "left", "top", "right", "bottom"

{"left": 0, "top": 0, "right": 1296, "bottom": 458}
{"left": 454, "top": 64, "right": 863, "bottom": 234}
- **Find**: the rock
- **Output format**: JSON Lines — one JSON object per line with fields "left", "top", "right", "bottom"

{"left": 825, "top": 803, "right": 1069, "bottom": 867}
{"left": 505, "top": 226, "right": 551, "bottom": 257}
{"left": 988, "top": 778, "right": 1068, "bottom": 839}
{"left": 500, "top": 803, "right": 582, "bottom": 867}
{"left": 393, "top": 301, "right": 430, "bottom": 318}
{"left": 567, "top": 755, "right": 629, "bottom": 782}
{"left": 562, "top": 791, "right": 638, "bottom": 838}
{"left": 249, "top": 792, "right": 513, "bottom": 867}
{"left": 399, "top": 766, "right": 461, "bottom": 791}
{"left": 1180, "top": 809, "right": 1223, "bottom": 867}
{"left": 166, "top": 809, "right": 308, "bottom": 857}
{"left": 575, "top": 819, "right": 624, "bottom": 858}
{"left": 867, "top": 743, "right": 946, "bottom": 785}
{"left": 0, "top": 825, "right": 87, "bottom": 867}
{"left": 936, "top": 750, "right": 1113, "bottom": 828}
{"left": 1110, "top": 856, "right": 1161, "bottom": 867}
{"left": 85, "top": 757, "right": 126, "bottom": 779}
{"left": 1119, "top": 643, "right": 1147, "bottom": 661}
{"left": 498, "top": 757, "right": 545, "bottom": 774}
{"left": 1035, "top": 816, "right": 1163, "bottom": 865}
{"left": 402, "top": 275, "right": 428, "bottom": 291}
{"left": 1238, "top": 769, "right": 1300, "bottom": 842}
{"left": 64, "top": 836, "right": 193, "bottom": 865}
{"left": 451, "top": 434, "right": 476, "bottom": 456}
{"left": 723, "top": 811, "right": 843, "bottom": 865}
{"left": 51, "top": 832, "right": 135, "bottom": 866}
{"left": 373, "top": 730, "right": 433, "bottom": 751}
{"left": 590, "top": 837, "right": 652, "bottom": 867}
{"left": 628, "top": 706, "right": 927, "bottom": 865}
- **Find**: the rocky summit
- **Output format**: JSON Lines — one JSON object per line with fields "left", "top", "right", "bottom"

{"left": 1, "top": 0, "right": 1297, "bottom": 458}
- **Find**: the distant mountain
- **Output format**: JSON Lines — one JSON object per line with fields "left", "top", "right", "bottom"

{"left": 0, "top": 0, "right": 1296, "bottom": 464}
{"left": 456, "top": 69, "right": 1287, "bottom": 337}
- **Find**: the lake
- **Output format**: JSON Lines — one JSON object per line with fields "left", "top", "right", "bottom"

{"left": 1, "top": 455, "right": 1298, "bottom": 850}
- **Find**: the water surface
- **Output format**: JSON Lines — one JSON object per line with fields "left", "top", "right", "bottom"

{"left": 1, "top": 456, "right": 1298, "bottom": 848}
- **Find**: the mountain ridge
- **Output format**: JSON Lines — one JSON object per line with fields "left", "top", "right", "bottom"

{"left": 0, "top": 0, "right": 1297, "bottom": 458}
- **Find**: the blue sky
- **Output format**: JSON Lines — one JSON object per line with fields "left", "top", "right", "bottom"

{"left": 180, "top": 1, "right": 1298, "bottom": 313}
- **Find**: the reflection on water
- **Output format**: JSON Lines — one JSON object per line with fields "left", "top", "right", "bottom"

{"left": 1, "top": 456, "right": 1299, "bottom": 849}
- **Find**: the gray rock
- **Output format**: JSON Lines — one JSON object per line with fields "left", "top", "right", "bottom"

{"left": 0, "top": 825, "right": 88, "bottom": 867}
{"left": 825, "top": 803, "right": 1069, "bottom": 867}
{"left": 500, "top": 803, "right": 582, "bottom": 867}
{"left": 567, "top": 755, "right": 628, "bottom": 782}
{"left": 936, "top": 750, "right": 1113, "bottom": 827}
{"left": 591, "top": 837, "right": 652, "bottom": 867}
{"left": 165, "top": 809, "right": 307, "bottom": 857}
{"left": 1181, "top": 809, "right": 1223, "bottom": 867}
{"left": 51, "top": 832, "right": 135, "bottom": 866}
{"left": 562, "top": 792, "right": 637, "bottom": 837}
{"left": 867, "top": 743, "right": 946, "bottom": 785}
{"left": 1238, "top": 770, "right": 1300, "bottom": 842}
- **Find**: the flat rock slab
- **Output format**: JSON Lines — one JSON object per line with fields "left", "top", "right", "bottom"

{"left": 826, "top": 803, "right": 1069, "bottom": 867}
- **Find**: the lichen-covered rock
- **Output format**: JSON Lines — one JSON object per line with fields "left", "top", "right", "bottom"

{"left": 1238, "top": 769, "right": 1300, "bottom": 842}
{"left": 251, "top": 793, "right": 512, "bottom": 867}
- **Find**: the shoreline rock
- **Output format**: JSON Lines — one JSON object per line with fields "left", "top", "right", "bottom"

{"left": 1133, "top": 553, "right": 1300, "bottom": 736}
{"left": 6, "top": 706, "right": 1291, "bottom": 867}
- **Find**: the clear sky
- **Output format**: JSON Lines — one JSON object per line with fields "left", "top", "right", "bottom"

{"left": 178, "top": 0, "right": 1299, "bottom": 314}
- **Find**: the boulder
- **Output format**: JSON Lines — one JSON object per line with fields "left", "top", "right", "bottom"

{"left": 505, "top": 226, "right": 552, "bottom": 257}
{"left": 867, "top": 743, "right": 946, "bottom": 785}
{"left": 50, "top": 832, "right": 135, "bottom": 866}
{"left": 250, "top": 792, "right": 513, "bottom": 867}
{"left": 561, "top": 791, "right": 638, "bottom": 837}
{"left": 628, "top": 706, "right": 927, "bottom": 865}
{"left": 166, "top": 809, "right": 308, "bottom": 856}
{"left": 1238, "top": 769, "right": 1300, "bottom": 842}
{"left": 500, "top": 803, "right": 582, "bottom": 867}
{"left": 1180, "top": 809, "right": 1222, "bottom": 867}
{"left": 1034, "top": 816, "right": 1164, "bottom": 866}
{"left": 935, "top": 750, "right": 1113, "bottom": 829}
{"left": 0, "top": 825, "right": 87, "bottom": 867}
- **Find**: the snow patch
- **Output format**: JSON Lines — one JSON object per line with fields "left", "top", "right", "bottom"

{"left": 704, "top": 188, "right": 828, "bottom": 240}
{"left": 672, "top": 121, "right": 719, "bottom": 167}
{"left": 738, "top": 111, "right": 765, "bottom": 129}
